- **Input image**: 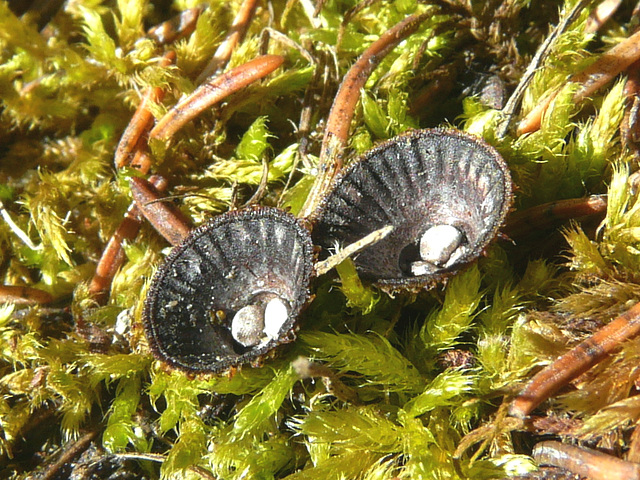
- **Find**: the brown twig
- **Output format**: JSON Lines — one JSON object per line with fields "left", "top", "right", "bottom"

{"left": 497, "top": 0, "right": 590, "bottom": 138}
{"left": 0, "top": 285, "right": 53, "bottom": 305}
{"left": 147, "top": 7, "right": 202, "bottom": 45}
{"left": 518, "top": 28, "right": 640, "bottom": 135}
{"left": 622, "top": 59, "right": 640, "bottom": 156}
{"left": 294, "top": 47, "right": 337, "bottom": 170}
{"left": 128, "top": 148, "right": 154, "bottom": 176}
{"left": 336, "top": 0, "right": 381, "bottom": 50}
{"left": 585, "top": 0, "right": 623, "bottom": 34}
{"left": 242, "top": 158, "right": 269, "bottom": 207}
{"left": 88, "top": 176, "right": 168, "bottom": 303}
{"left": 503, "top": 195, "right": 608, "bottom": 239}
{"left": 195, "top": 0, "right": 258, "bottom": 84}
{"left": 509, "top": 301, "right": 640, "bottom": 418}
{"left": 292, "top": 356, "right": 361, "bottom": 404}
{"left": 115, "top": 51, "right": 176, "bottom": 169}
{"left": 150, "top": 55, "right": 284, "bottom": 141}
{"left": 298, "top": 12, "right": 430, "bottom": 219}
{"left": 39, "top": 430, "right": 98, "bottom": 480}
{"left": 259, "top": 28, "right": 315, "bottom": 65}
{"left": 533, "top": 440, "right": 640, "bottom": 480}
{"left": 129, "top": 177, "right": 193, "bottom": 246}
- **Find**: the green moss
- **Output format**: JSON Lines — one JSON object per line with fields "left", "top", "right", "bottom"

{"left": 2, "top": 0, "right": 639, "bottom": 478}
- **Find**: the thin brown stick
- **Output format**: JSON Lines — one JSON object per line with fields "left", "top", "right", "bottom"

{"left": 242, "top": 157, "right": 269, "bottom": 207}
{"left": 150, "top": 55, "right": 284, "bottom": 141}
{"left": 147, "top": 7, "right": 202, "bottom": 45}
{"left": 115, "top": 51, "right": 176, "bottom": 169}
{"left": 622, "top": 59, "right": 640, "bottom": 155}
{"left": 259, "top": 28, "right": 315, "bottom": 65}
{"left": 39, "top": 430, "right": 98, "bottom": 480}
{"left": 130, "top": 177, "right": 193, "bottom": 246}
{"left": 298, "top": 12, "right": 430, "bottom": 219}
{"left": 336, "top": 0, "right": 381, "bottom": 50}
{"left": 498, "top": 0, "right": 590, "bottom": 138}
{"left": 195, "top": 0, "right": 258, "bottom": 84}
{"left": 0, "top": 285, "right": 53, "bottom": 305}
{"left": 292, "top": 356, "right": 361, "bottom": 404}
{"left": 503, "top": 195, "right": 607, "bottom": 239}
{"left": 88, "top": 208, "right": 142, "bottom": 303}
{"left": 509, "top": 301, "right": 640, "bottom": 418}
{"left": 128, "top": 147, "right": 154, "bottom": 175}
{"left": 88, "top": 176, "right": 168, "bottom": 303}
{"left": 518, "top": 28, "right": 640, "bottom": 135}
{"left": 585, "top": 0, "right": 623, "bottom": 34}
{"left": 533, "top": 440, "right": 640, "bottom": 480}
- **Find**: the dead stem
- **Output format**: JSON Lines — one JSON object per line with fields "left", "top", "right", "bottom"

{"left": 518, "top": 27, "right": 640, "bottom": 135}
{"left": 498, "top": 0, "right": 590, "bottom": 138}
{"left": 150, "top": 55, "right": 284, "bottom": 141}
{"left": 196, "top": 0, "right": 258, "bottom": 84}
{"left": 503, "top": 195, "right": 607, "bottom": 239}
{"left": 88, "top": 176, "right": 169, "bottom": 303}
{"left": 242, "top": 158, "right": 269, "bottom": 207}
{"left": 622, "top": 59, "right": 640, "bottom": 156}
{"left": 585, "top": 0, "right": 623, "bottom": 34}
{"left": 39, "top": 430, "right": 98, "bottom": 480}
{"left": 509, "top": 301, "right": 640, "bottom": 418}
{"left": 299, "top": 12, "right": 430, "bottom": 219}
{"left": 115, "top": 51, "right": 176, "bottom": 169}
{"left": 147, "top": 7, "right": 202, "bottom": 45}
{"left": 293, "top": 356, "right": 361, "bottom": 404}
{"left": 533, "top": 440, "right": 640, "bottom": 480}
{"left": 0, "top": 285, "right": 53, "bottom": 304}
{"left": 130, "top": 176, "right": 193, "bottom": 246}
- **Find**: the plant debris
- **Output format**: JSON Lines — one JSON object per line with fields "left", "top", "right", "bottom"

{"left": 2, "top": 1, "right": 640, "bottom": 479}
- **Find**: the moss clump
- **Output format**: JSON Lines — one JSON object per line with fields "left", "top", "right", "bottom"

{"left": 1, "top": 0, "right": 639, "bottom": 478}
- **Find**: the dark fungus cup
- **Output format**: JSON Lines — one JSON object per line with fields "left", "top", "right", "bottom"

{"left": 314, "top": 128, "right": 512, "bottom": 293}
{"left": 143, "top": 206, "right": 314, "bottom": 374}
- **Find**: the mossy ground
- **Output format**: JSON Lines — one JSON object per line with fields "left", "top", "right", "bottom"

{"left": 1, "top": 0, "right": 639, "bottom": 479}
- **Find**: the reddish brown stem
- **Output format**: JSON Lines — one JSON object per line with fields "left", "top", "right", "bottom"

{"left": 88, "top": 176, "right": 168, "bottom": 303}
{"left": 150, "top": 55, "right": 284, "bottom": 140}
{"left": 585, "top": 0, "right": 623, "bottom": 34}
{"left": 39, "top": 430, "right": 99, "bottom": 480}
{"left": 509, "top": 301, "right": 640, "bottom": 418}
{"left": 622, "top": 59, "right": 640, "bottom": 153}
{"left": 0, "top": 285, "right": 53, "bottom": 305}
{"left": 130, "top": 177, "right": 192, "bottom": 246}
{"left": 518, "top": 28, "right": 640, "bottom": 135}
{"left": 533, "top": 441, "right": 640, "bottom": 480}
{"left": 88, "top": 209, "right": 143, "bottom": 303}
{"left": 503, "top": 195, "right": 607, "bottom": 238}
{"left": 299, "top": 12, "right": 429, "bottom": 219}
{"left": 147, "top": 7, "right": 202, "bottom": 45}
{"left": 115, "top": 51, "right": 176, "bottom": 169}
{"left": 127, "top": 145, "right": 153, "bottom": 175}
{"left": 409, "top": 69, "right": 457, "bottom": 116}
{"left": 196, "top": 0, "right": 258, "bottom": 84}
